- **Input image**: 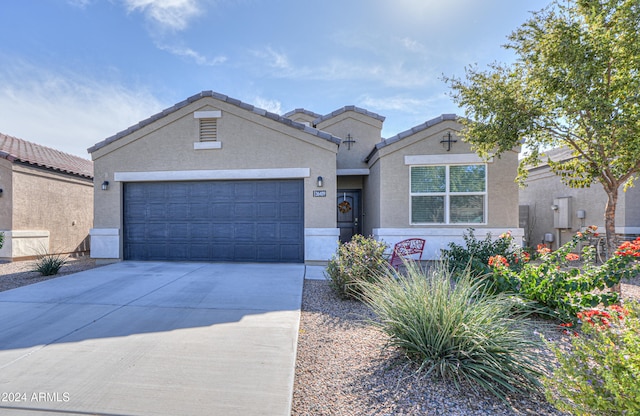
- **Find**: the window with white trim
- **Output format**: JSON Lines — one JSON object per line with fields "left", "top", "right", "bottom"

{"left": 410, "top": 164, "right": 486, "bottom": 224}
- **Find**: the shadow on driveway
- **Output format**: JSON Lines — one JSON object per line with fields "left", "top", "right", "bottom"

{"left": 0, "top": 261, "right": 304, "bottom": 416}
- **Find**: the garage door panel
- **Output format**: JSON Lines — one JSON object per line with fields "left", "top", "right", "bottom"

{"left": 211, "top": 244, "right": 234, "bottom": 260}
{"left": 234, "top": 223, "right": 255, "bottom": 240}
{"left": 234, "top": 244, "right": 258, "bottom": 261}
{"left": 257, "top": 223, "right": 277, "bottom": 239}
{"left": 124, "top": 180, "right": 303, "bottom": 262}
{"left": 211, "top": 204, "right": 233, "bottom": 218}
{"left": 125, "top": 223, "right": 146, "bottom": 240}
{"left": 256, "top": 182, "right": 277, "bottom": 197}
{"left": 279, "top": 223, "right": 301, "bottom": 240}
{"left": 126, "top": 202, "right": 147, "bottom": 219}
{"left": 189, "top": 249, "right": 210, "bottom": 261}
{"left": 256, "top": 245, "right": 278, "bottom": 261}
{"left": 234, "top": 183, "right": 255, "bottom": 200}
{"left": 146, "top": 184, "right": 166, "bottom": 199}
{"left": 280, "top": 245, "right": 302, "bottom": 261}
{"left": 146, "top": 244, "right": 167, "bottom": 259}
{"left": 148, "top": 224, "right": 168, "bottom": 239}
{"left": 168, "top": 204, "right": 189, "bottom": 218}
{"left": 235, "top": 203, "right": 255, "bottom": 217}
{"left": 212, "top": 223, "right": 234, "bottom": 239}
{"left": 187, "top": 204, "right": 209, "bottom": 220}
{"left": 280, "top": 202, "right": 302, "bottom": 218}
{"left": 257, "top": 203, "right": 278, "bottom": 218}
{"left": 190, "top": 223, "right": 212, "bottom": 239}
{"left": 168, "top": 223, "right": 189, "bottom": 239}
{"left": 149, "top": 204, "right": 168, "bottom": 220}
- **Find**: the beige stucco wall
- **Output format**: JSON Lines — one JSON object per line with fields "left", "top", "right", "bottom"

{"left": 91, "top": 97, "right": 339, "bottom": 259}
{"left": 369, "top": 120, "right": 520, "bottom": 230}
{"left": 520, "top": 165, "right": 639, "bottom": 248}
{"left": 0, "top": 159, "right": 13, "bottom": 230}
{"left": 6, "top": 164, "right": 92, "bottom": 257}
{"left": 316, "top": 111, "right": 383, "bottom": 171}
{"left": 363, "top": 163, "right": 382, "bottom": 234}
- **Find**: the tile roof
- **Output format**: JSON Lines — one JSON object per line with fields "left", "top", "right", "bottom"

{"left": 88, "top": 91, "right": 342, "bottom": 154}
{"left": 364, "top": 114, "right": 459, "bottom": 162}
{"left": 282, "top": 108, "right": 322, "bottom": 119}
{"left": 313, "top": 105, "right": 386, "bottom": 125}
{"left": 379, "top": 114, "right": 458, "bottom": 149}
{"left": 0, "top": 132, "right": 93, "bottom": 179}
{"left": 524, "top": 147, "right": 577, "bottom": 171}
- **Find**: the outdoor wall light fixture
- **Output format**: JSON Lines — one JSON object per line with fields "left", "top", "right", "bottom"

{"left": 551, "top": 204, "right": 559, "bottom": 211}
{"left": 317, "top": 176, "right": 323, "bottom": 187}
{"left": 101, "top": 181, "right": 109, "bottom": 191}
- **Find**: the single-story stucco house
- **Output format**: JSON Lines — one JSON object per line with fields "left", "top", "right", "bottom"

{"left": 519, "top": 147, "right": 640, "bottom": 250}
{"left": 0, "top": 133, "right": 94, "bottom": 261}
{"left": 88, "top": 91, "right": 522, "bottom": 264}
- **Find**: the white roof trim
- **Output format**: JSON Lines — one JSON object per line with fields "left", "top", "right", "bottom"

{"left": 336, "top": 169, "right": 370, "bottom": 176}
{"left": 194, "top": 110, "right": 222, "bottom": 118}
{"left": 114, "top": 168, "right": 311, "bottom": 182}
{"left": 404, "top": 154, "right": 492, "bottom": 165}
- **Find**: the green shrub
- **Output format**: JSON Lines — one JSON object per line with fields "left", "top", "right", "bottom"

{"left": 441, "top": 228, "right": 528, "bottom": 285}
{"left": 32, "top": 252, "right": 67, "bottom": 276}
{"left": 325, "top": 234, "right": 388, "bottom": 300}
{"left": 489, "top": 228, "right": 640, "bottom": 322}
{"left": 545, "top": 301, "right": 640, "bottom": 415}
{"left": 359, "top": 260, "right": 547, "bottom": 401}
{"left": 0, "top": 231, "right": 4, "bottom": 249}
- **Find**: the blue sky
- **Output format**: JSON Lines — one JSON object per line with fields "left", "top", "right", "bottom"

{"left": 0, "top": 0, "right": 549, "bottom": 159}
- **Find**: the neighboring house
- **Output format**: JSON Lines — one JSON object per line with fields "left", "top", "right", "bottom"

{"left": 0, "top": 133, "right": 94, "bottom": 261}
{"left": 88, "top": 91, "right": 522, "bottom": 264}
{"left": 519, "top": 147, "right": 640, "bottom": 250}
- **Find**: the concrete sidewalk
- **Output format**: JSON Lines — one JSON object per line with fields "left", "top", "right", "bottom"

{"left": 0, "top": 261, "right": 304, "bottom": 416}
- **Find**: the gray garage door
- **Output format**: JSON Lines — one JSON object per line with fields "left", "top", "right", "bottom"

{"left": 123, "top": 180, "right": 304, "bottom": 262}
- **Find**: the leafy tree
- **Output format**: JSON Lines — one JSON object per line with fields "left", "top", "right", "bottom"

{"left": 445, "top": 0, "right": 640, "bottom": 255}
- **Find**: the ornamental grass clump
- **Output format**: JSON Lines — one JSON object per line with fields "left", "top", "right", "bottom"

{"left": 545, "top": 301, "right": 640, "bottom": 415}
{"left": 32, "top": 252, "right": 67, "bottom": 276}
{"left": 325, "top": 234, "right": 388, "bottom": 300}
{"left": 359, "top": 260, "right": 547, "bottom": 401}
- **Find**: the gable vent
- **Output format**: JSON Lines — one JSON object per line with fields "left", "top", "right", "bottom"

{"left": 199, "top": 118, "right": 217, "bottom": 142}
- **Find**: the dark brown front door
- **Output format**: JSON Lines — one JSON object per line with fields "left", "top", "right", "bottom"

{"left": 337, "top": 190, "right": 361, "bottom": 242}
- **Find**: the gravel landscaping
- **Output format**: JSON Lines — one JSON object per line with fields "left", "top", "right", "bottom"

{"left": 292, "top": 276, "right": 640, "bottom": 416}
{"left": 2, "top": 258, "right": 638, "bottom": 415}
{"left": 0, "top": 257, "right": 105, "bottom": 292}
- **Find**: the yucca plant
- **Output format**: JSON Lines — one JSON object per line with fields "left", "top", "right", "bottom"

{"left": 32, "top": 252, "right": 67, "bottom": 276}
{"left": 359, "top": 260, "right": 549, "bottom": 401}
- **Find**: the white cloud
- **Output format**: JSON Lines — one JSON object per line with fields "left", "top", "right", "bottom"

{"left": 122, "top": 0, "right": 203, "bottom": 31}
{"left": 67, "top": 0, "right": 92, "bottom": 8}
{"left": 252, "top": 47, "right": 291, "bottom": 70}
{"left": 0, "top": 61, "right": 164, "bottom": 159}
{"left": 156, "top": 43, "right": 227, "bottom": 66}
{"left": 359, "top": 95, "right": 433, "bottom": 114}
{"left": 252, "top": 97, "right": 282, "bottom": 115}
{"left": 400, "top": 37, "right": 426, "bottom": 53}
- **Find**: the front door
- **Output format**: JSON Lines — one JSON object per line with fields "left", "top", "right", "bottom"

{"left": 337, "top": 190, "right": 361, "bottom": 242}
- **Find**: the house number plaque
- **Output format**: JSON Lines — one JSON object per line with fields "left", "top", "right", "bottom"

{"left": 313, "top": 190, "right": 327, "bottom": 197}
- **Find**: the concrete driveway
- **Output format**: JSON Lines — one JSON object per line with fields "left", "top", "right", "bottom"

{"left": 0, "top": 261, "right": 304, "bottom": 416}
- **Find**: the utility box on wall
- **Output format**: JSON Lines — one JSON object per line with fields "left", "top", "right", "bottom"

{"left": 553, "top": 197, "right": 572, "bottom": 229}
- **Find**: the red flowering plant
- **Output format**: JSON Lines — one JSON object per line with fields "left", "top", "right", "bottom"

{"left": 488, "top": 226, "right": 640, "bottom": 321}
{"left": 545, "top": 301, "right": 640, "bottom": 415}
{"left": 614, "top": 237, "right": 640, "bottom": 257}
